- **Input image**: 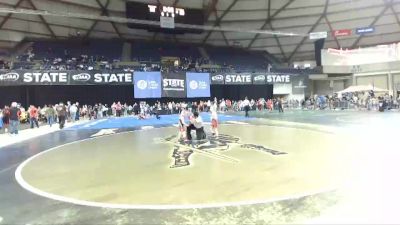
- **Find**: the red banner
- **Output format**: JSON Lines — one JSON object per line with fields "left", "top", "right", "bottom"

{"left": 333, "top": 29, "right": 352, "bottom": 37}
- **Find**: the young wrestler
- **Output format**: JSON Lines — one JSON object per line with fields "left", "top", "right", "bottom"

{"left": 178, "top": 107, "right": 192, "bottom": 140}
{"left": 210, "top": 102, "right": 219, "bottom": 137}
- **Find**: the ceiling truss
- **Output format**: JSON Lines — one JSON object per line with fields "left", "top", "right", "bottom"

{"left": 351, "top": 0, "right": 393, "bottom": 48}
{"left": 202, "top": 0, "right": 239, "bottom": 45}
{"left": 246, "top": 0, "right": 296, "bottom": 49}
{"left": 287, "top": 0, "right": 329, "bottom": 62}
{"left": 0, "top": 0, "right": 399, "bottom": 62}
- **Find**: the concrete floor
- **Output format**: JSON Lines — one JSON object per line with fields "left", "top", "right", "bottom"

{"left": 0, "top": 110, "right": 398, "bottom": 224}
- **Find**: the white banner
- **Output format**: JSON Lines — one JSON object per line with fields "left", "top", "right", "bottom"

{"left": 309, "top": 31, "right": 327, "bottom": 40}
{"left": 322, "top": 43, "right": 400, "bottom": 66}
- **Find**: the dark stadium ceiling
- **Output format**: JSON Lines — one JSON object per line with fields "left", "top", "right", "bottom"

{"left": 0, "top": 0, "right": 400, "bottom": 62}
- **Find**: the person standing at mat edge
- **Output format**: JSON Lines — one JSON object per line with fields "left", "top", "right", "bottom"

{"left": 1, "top": 106, "right": 10, "bottom": 133}
{"left": 57, "top": 103, "right": 67, "bottom": 129}
{"left": 210, "top": 102, "right": 219, "bottom": 137}
{"left": 9, "top": 102, "right": 21, "bottom": 135}
{"left": 45, "top": 105, "right": 56, "bottom": 127}
{"left": 29, "top": 105, "right": 40, "bottom": 129}
{"left": 243, "top": 97, "right": 250, "bottom": 117}
{"left": 278, "top": 98, "right": 284, "bottom": 113}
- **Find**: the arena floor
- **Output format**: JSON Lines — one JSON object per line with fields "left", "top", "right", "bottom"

{"left": 0, "top": 110, "right": 398, "bottom": 224}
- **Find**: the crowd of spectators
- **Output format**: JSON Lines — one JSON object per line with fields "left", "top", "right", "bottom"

{"left": 1, "top": 92, "right": 399, "bottom": 135}
{"left": 0, "top": 59, "right": 11, "bottom": 69}
{"left": 303, "top": 91, "right": 399, "bottom": 111}
{"left": 0, "top": 98, "right": 281, "bottom": 134}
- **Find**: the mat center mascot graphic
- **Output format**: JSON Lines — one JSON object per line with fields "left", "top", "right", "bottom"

{"left": 158, "top": 133, "right": 287, "bottom": 168}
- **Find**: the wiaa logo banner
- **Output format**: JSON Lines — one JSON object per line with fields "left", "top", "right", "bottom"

{"left": 0, "top": 72, "right": 19, "bottom": 81}
{"left": 0, "top": 70, "right": 134, "bottom": 85}
{"left": 225, "top": 74, "right": 252, "bottom": 84}
{"left": 186, "top": 72, "right": 210, "bottom": 98}
{"left": 134, "top": 72, "right": 161, "bottom": 98}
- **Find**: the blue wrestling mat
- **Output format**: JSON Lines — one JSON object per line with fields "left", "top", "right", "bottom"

{"left": 66, "top": 113, "right": 251, "bottom": 130}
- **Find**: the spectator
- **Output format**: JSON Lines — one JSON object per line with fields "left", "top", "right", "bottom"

{"left": 57, "top": 103, "right": 67, "bottom": 129}
{"left": 2, "top": 106, "right": 10, "bottom": 133}
{"left": 29, "top": 105, "right": 40, "bottom": 129}
{"left": 69, "top": 103, "right": 78, "bottom": 122}
{"left": 45, "top": 104, "right": 56, "bottom": 127}
{"left": 116, "top": 102, "right": 122, "bottom": 117}
{"left": 9, "top": 102, "right": 21, "bottom": 135}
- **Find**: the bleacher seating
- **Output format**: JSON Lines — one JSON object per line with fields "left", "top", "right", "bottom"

{"left": 131, "top": 41, "right": 201, "bottom": 62}
{"left": 205, "top": 46, "right": 268, "bottom": 71}
{"left": 270, "top": 66, "right": 323, "bottom": 74}
{"left": 4, "top": 39, "right": 298, "bottom": 73}
{"left": 32, "top": 39, "right": 123, "bottom": 61}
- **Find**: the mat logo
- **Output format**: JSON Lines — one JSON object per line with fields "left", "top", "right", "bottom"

{"left": 160, "top": 133, "right": 287, "bottom": 168}
{"left": 0, "top": 72, "right": 19, "bottom": 81}
{"left": 72, "top": 73, "right": 91, "bottom": 81}
{"left": 137, "top": 80, "right": 148, "bottom": 90}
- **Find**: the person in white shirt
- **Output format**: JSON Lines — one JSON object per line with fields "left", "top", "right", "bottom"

{"left": 243, "top": 97, "right": 250, "bottom": 117}
{"left": 219, "top": 99, "right": 226, "bottom": 112}
{"left": 178, "top": 108, "right": 190, "bottom": 140}
{"left": 168, "top": 102, "right": 173, "bottom": 114}
{"left": 69, "top": 104, "right": 77, "bottom": 122}
{"left": 206, "top": 100, "right": 211, "bottom": 112}
{"left": 186, "top": 111, "right": 206, "bottom": 140}
{"left": 210, "top": 102, "right": 219, "bottom": 137}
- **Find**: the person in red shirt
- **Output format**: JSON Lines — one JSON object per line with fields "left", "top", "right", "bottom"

{"left": 267, "top": 99, "right": 273, "bottom": 112}
{"left": 2, "top": 106, "right": 10, "bottom": 133}
{"left": 29, "top": 105, "right": 39, "bottom": 128}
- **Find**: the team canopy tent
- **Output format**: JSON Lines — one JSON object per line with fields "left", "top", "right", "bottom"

{"left": 336, "top": 85, "right": 389, "bottom": 94}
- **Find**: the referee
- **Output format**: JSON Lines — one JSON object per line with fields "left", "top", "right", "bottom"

{"left": 243, "top": 97, "right": 250, "bottom": 117}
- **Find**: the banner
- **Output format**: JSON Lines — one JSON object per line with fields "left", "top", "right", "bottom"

{"left": 0, "top": 70, "right": 133, "bottom": 86}
{"left": 0, "top": 71, "right": 68, "bottom": 85}
{"left": 186, "top": 72, "right": 210, "bottom": 98}
{"left": 210, "top": 73, "right": 293, "bottom": 85}
{"left": 134, "top": 72, "right": 162, "bottom": 98}
{"left": 291, "top": 75, "right": 309, "bottom": 95}
{"left": 322, "top": 43, "right": 400, "bottom": 66}
{"left": 72, "top": 71, "right": 133, "bottom": 85}
{"left": 162, "top": 72, "right": 186, "bottom": 97}
{"left": 265, "top": 74, "right": 291, "bottom": 84}
{"left": 224, "top": 73, "right": 252, "bottom": 85}
{"left": 309, "top": 31, "right": 327, "bottom": 40}
{"left": 356, "top": 27, "right": 375, "bottom": 35}
{"left": 333, "top": 29, "right": 351, "bottom": 37}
